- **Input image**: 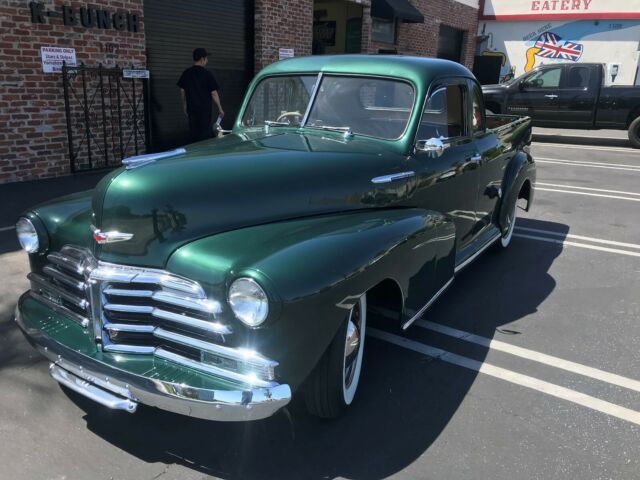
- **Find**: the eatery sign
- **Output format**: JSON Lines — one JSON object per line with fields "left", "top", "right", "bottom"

{"left": 480, "top": 0, "right": 640, "bottom": 20}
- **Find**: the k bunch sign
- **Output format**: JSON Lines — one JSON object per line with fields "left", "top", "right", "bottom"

{"left": 30, "top": 2, "right": 140, "bottom": 32}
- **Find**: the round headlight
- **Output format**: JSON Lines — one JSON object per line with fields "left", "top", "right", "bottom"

{"left": 16, "top": 217, "right": 39, "bottom": 253}
{"left": 228, "top": 278, "right": 269, "bottom": 327}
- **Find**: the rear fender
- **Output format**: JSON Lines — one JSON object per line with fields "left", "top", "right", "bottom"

{"left": 499, "top": 150, "right": 535, "bottom": 234}
{"left": 167, "top": 208, "right": 455, "bottom": 390}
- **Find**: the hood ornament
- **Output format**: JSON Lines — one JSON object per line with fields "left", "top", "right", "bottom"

{"left": 91, "top": 225, "right": 134, "bottom": 244}
{"left": 122, "top": 147, "right": 186, "bottom": 170}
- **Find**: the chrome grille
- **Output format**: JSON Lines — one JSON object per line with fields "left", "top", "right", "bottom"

{"left": 28, "top": 245, "right": 278, "bottom": 386}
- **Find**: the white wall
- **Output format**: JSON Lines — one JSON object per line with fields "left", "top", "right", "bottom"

{"left": 455, "top": 0, "right": 479, "bottom": 8}
{"left": 478, "top": 19, "right": 640, "bottom": 85}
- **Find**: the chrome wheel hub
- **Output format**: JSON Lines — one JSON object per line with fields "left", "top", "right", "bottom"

{"left": 344, "top": 304, "right": 361, "bottom": 389}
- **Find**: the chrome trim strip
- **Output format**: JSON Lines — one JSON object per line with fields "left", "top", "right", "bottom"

{"left": 402, "top": 277, "right": 454, "bottom": 330}
{"left": 154, "top": 328, "right": 277, "bottom": 379}
{"left": 454, "top": 232, "right": 501, "bottom": 274}
{"left": 103, "top": 287, "right": 154, "bottom": 297}
{"left": 47, "top": 252, "right": 85, "bottom": 275}
{"left": 155, "top": 348, "right": 276, "bottom": 389}
{"left": 152, "top": 309, "right": 232, "bottom": 335}
{"left": 92, "top": 262, "right": 206, "bottom": 298}
{"left": 152, "top": 291, "right": 222, "bottom": 314}
{"left": 103, "top": 344, "right": 156, "bottom": 354}
{"left": 104, "top": 303, "right": 154, "bottom": 314}
{"left": 28, "top": 273, "right": 89, "bottom": 311}
{"left": 121, "top": 147, "right": 186, "bottom": 169}
{"left": 49, "top": 364, "right": 138, "bottom": 412}
{"left": 371, "top": 171, "right": 415, "bottom": 184}
{"left": 28, "top": 291, "right": 89, "bottom": 328}
{"left": 104, "top": 323, "right": 156, "bottom": 333}
{"left": 42, "top": 265, "right": 85, "bottom": 292}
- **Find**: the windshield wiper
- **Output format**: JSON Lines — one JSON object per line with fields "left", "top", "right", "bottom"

{"left": 304, "top": 124, "right": 353, "bottom": 136}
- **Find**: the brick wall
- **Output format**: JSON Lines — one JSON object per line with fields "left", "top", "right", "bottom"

{"left": 0, "top": 0, "right": 145, "bottom": 183}
{"left": 367, "top": 0, "right": 479, "bottom": 70}
{"left": 254, "top": 0, "right": 314, "bottom": 72}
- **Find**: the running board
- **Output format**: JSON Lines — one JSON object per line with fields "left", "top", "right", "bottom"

{"left": 454, "top": 231, "right": 501, "bottom": 274}
{"left": 402, "top": 278, "right": 454, "bottom": 330}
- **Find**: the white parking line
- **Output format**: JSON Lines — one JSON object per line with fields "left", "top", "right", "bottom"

{"left": 534, "top": 142, "right": 639, "bottom": 154}
{"left": 369, "top": 328, "right": 640, "bottom": 427}
{"left": 416, "top": 320, "right": 640, "bottom": 393}
{"left": 536, "top": 187, "right": 640, "bottom": 202}
{"left": 515, "top": 226, "right": 640, "bottom": 250}
{"left": 0, "top": 226, "right": 15, "bottom": 233}
{"left": 536, "top": 182, "right": 640, "bottom": 197}
{"left": 536, "top": 158, "right": 640, "bottom": 172}
{"left": 514, "top": 233, "right": 640, "bottom": 257}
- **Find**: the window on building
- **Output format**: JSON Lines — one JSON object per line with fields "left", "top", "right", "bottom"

{"left": 417, "top": 84, "right": 466, "bottom": 139}
{"left": 566, "top": 66, "right": 591, "bottom": 89}
{"left": 524, "top": 67, "right": 562, "bottom": 89}
{"left": 371, "top": 17, "right": 396, "bottom": 44}
{"left": 437, "top": 25, "right": 465, "bottom": 63}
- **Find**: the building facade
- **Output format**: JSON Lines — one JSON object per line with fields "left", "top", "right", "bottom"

{"left": 1, "top": 0, "right": 479, "bottom": 184}
{"left": 476, "top": 0, "right": 640, "bottom": 85}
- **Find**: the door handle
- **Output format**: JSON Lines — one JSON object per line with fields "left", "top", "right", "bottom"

{"left": 544, "top": 94, "right": 558, "bottom": 99}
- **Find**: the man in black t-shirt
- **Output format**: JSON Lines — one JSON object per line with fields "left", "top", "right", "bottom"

{"left": 177, "top": 48, "right": 225, "bottom": 143}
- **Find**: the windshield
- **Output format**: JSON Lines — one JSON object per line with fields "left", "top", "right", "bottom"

{"left": 241, "top": 74, "right": 415, "bottom": 140}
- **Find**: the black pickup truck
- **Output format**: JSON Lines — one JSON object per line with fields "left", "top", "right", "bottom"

{"left": 482, "top": 63, "right": 640, "bottom": 148}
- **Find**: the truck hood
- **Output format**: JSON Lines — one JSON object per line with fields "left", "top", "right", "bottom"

{"left": 92, "top": 131, "right": 414, "bottom": 267}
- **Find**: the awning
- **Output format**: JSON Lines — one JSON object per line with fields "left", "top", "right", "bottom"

{"left": 371, "top": 0, "right": 424, "bottom": 24}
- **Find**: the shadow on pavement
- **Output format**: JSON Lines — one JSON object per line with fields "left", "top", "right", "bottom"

{"left": 45, "top": 217, "right": 570, "bottom": 480}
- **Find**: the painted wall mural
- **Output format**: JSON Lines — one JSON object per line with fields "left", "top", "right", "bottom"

{"left": 526, "top": 31, "right": 583, "bottom": 72}
{"left": 478, "top": 19, "right": 640, "bottom": 85}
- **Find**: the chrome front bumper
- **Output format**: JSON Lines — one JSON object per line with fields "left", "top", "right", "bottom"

{"left": 15, "top": 306, "right": 291, "bottom": 422}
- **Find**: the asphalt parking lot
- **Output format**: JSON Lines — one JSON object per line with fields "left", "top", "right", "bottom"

{"left": 0, "top": 132, "right": 639, "bottom": 480}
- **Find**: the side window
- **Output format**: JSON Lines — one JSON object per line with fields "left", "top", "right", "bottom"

{"left": 525, "top": 67, "right": 562, "bottom": 89}
{"left": 566, "top": 66, "right": 591, "bottom": 89}
{"left": 418, "top": 84, "right": 466, "bottom": 139}
{"left": 471, "top": 85, "right": 485, "bottom": 134}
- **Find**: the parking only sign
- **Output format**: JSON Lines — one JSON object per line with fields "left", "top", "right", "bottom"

{"left": 40, "top": 46, "right": 77, "bottom": 73}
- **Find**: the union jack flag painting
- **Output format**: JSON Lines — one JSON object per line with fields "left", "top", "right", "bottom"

{"left": 534, "top": 32, "right": 583, "bottom": 62}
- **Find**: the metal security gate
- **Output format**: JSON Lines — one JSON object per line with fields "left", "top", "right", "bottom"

{"left": 62, "top": 63, "right": 150, "bottom": 172}
{"left": 144, "top": 0, "right": 254, "bottom": 150}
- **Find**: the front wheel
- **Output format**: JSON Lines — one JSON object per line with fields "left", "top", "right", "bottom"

{"left": 629, "top": 116, "right": 640, "bottom": 149}
{"left": 304, "top": 294, "right": 367, "bottom": 418}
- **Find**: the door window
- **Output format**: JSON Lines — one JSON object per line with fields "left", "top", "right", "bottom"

{"left": 524, "top": 67, "right": 562, "bottom": 89}
{"left": 470, "top": 85, "right": 485, "bottom": 134}
{"left": 417, "top": 84, "right": 466, "bottom": 139}
{"left": 566, "top": 66, "right": 591, "bottom": 89}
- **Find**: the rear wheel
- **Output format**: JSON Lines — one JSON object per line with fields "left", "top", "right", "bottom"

{"left": 304, "top": 294, "right": 367, "bottom": 418}
{"left": 494, "top": 197, "right": 517, "bottom": 251}
{"left": 629, "top": 116, "right": 640, "bottom": 149}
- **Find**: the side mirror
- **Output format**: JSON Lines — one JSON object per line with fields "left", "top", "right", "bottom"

{"left": 415, "top": 137, "right": 447, "bottom": 157}
{"left": 518, "top": 80, "right": 526, "bottom": 91}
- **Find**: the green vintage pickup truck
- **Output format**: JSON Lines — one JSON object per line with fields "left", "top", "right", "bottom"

{"left": 15, "top": 55, "right": 535, "bottom": 421}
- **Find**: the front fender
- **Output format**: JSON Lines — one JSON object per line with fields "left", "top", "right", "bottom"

{"left": 499, "top": 150, "right": 536, "bottom": 234}
{"left": 167, "top": 208, "right": 454, "bottom": 390}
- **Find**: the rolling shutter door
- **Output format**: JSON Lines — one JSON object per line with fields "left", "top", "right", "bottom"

{"left": 144, "top": 0, "right": 254, "bottom": 150}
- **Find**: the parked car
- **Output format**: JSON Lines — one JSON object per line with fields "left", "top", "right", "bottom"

{"left": 482, "top": 63, "right": 640, "bottom": 148}
{"left": 14, "top": 55, "right": 535, "bottom": 422}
